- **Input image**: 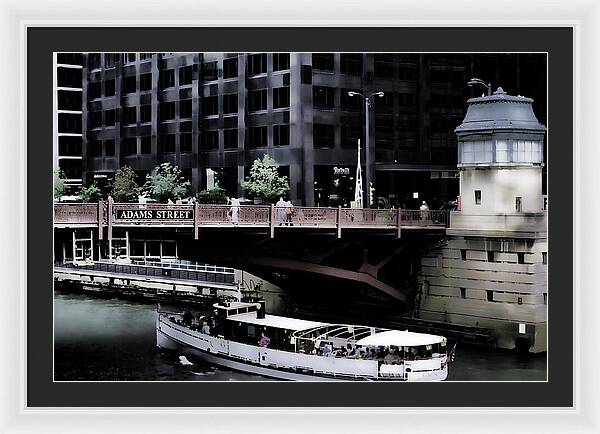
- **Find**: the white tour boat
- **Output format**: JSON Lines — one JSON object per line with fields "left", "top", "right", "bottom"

{"left": 156, "top": 300, "right": 449, "bottom": 381}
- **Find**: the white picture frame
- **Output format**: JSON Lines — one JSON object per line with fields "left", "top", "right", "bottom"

{"left": 1, "top": 0, "right": 597, "bottom": 432}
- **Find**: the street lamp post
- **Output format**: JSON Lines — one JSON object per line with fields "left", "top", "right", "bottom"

{"left": 467, "top": 77, "right": 492, "bottom": 96}
{"left": 348, "top": 90, "right": 384, "bottom": 207}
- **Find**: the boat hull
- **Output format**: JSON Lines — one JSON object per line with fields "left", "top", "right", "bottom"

{"left": 157, "top": 328, "right": 349, "bottom": 381}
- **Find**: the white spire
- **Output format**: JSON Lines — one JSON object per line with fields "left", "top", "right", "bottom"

{"left": 353, "top": 139, "right": 363, "bottom": 208}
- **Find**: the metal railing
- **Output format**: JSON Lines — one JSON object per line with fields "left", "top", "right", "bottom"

{"left": 55, "top": 260, "right": 236, "bottom": 285}
{"left": 53, "top": 203, "right": 449, "bottom": 235}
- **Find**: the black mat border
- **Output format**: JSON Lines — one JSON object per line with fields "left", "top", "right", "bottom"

{"left": 28, "top": 27, "right": 573, "bottom": 407}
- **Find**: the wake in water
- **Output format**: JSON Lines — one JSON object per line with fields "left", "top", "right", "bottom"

{"left": 179, "top": 355, "right": 193, "bottom": 366}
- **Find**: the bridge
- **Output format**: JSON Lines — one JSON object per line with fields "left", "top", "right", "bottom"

{"left": 53, "top": 202, "right": 448, "bottom": 240}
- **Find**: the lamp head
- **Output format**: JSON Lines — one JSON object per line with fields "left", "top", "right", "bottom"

{"left": 348, "top": 91, "right": 357, "bottom": 97}
{"left": 376, "top": 92, "right": 385, "bottom": 97}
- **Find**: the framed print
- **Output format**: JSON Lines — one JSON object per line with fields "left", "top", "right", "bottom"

{"left": 0, "top": 0, "right": 597, "bottom": 433}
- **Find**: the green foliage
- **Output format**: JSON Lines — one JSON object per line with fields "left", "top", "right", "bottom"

{"left": 143, "top": 162, "right": 191, "bottom": 202}
{"left": 79, "top": 183, "right": 103, "bottom": 203}
{"left": 196, "top": 187, "right": 228, "bottom": 204}
{"left": 111, "top": 165, "right": 140, "bottom": 202}
{"left": 240, "top": 155, "right": 289, "bottom": 202}
{"left": 53, "top": 169, "right": 68, "bottom": 199}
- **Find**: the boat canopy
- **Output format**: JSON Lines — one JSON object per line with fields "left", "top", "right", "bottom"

{"left": 227, "top": 312, "right": 326, "bottom": 332}
{"left": 355, "top": 330, "right": 445, "bottom": 347}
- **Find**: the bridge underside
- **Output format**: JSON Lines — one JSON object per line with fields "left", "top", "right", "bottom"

{"left": 54, "top": 226, "right": 446, "bottom": 316}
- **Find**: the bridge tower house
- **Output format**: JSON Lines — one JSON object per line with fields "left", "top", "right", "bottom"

{"left": 417, "top": 87, "right": 548, "bottom": 352}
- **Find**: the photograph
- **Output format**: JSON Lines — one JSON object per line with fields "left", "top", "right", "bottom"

{"left": 52, "top": 51, "right": 549, "bottom": 383}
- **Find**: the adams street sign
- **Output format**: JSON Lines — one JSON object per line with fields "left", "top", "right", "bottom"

{"left": 115, "top": 208, "right": 194, "bottom": 221}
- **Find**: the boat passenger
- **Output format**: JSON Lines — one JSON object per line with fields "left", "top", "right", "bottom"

{"left": 201, "top": 321, "right": 211, "bottom": 335}
{"left": 258, "top": 332, "right": 271, "bottom": 348}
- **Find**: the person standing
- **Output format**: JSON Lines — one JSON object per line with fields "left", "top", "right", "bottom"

{"left": 275, "top": 197, "right": 286, "bottom": 226}
{"left": 229, "top": 197, "right": 240, "bottom": 226}
{"left": 284, "top": 200, "right": 294, "bottom": 226}
{"left": 258, "top": 331, "right": 270, "bottom": 348}
{"left": 420, "top": 200, "right": 429, "bottom": 221}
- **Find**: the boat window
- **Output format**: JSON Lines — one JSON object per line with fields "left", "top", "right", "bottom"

{"left": 247, "top": 325, "right": 256, "bottom": 338}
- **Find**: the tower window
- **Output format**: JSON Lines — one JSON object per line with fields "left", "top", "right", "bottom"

{"left": 542, "top": 252, "right": 547, "bottom": 264}
{"left": 486, "top": 290, "right": 494, "bottom": 302}
{"left": 460, "top": 287, "right": 466, "bottom": 299}
{"left": 460, "top": 249, "right": 467, "bottom": 261}
{"left": 515, "top": 196, "right": 522, "bottom": 212}
{"left": 487, "top": 251, "right": 495, "bottom": 262}
{"left": 517, "top": 252, "right": 525, "bottom": 264}
{"left": 474, "top": 190, "right": 481, "bottom": 205}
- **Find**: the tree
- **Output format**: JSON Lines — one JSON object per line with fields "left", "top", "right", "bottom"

{"left": 143, "top": 162, "right": 191, "bottom": 202}
{"left": 53, "top": 169, "right": 68, "bottom": 199}
{"left": 79, "top": 183, "right": 102, "bottom": 203}
{"left": 240, "top": 155, "right": 289, "bottom": 202}
{"left": 196, "top": 187, "right": 228, "bottom": 204}
{"left": 111, "top": 165, "right": 140, "bottom": 202}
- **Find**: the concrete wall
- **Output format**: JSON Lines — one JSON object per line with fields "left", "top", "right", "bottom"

{"left": 460, "top": 167, "right": 543, "bottom": 214}
{"left": 235, "top": 270, "right": 288, "bottom": 315}
{"left": 417, "top": 235, "right": 548, "bottom": 352}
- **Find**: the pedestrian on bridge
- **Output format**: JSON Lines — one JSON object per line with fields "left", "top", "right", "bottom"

{"left": 420, "top": 201, "right": 430, "bottom": 221}
{"left": 229, "top": 197, "right": 240, "bottom": 226}
{"left": 276, "top": 197, "right": 286, "bottom": 225}
{"left": 285, "top": 200, "right": 294, "bottom": 226}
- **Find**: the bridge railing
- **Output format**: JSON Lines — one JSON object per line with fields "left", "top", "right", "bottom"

{"left": 341, "top": 208, "right": 398, "bottom": 227}
{"left": 401, "top": 209, "right": 449, "bottom": 227}
{"left": 54, "top": 203, "right": 103, "bottom": 224}
{"left": 53, "top": 203, "right": 448, "bottom": 234}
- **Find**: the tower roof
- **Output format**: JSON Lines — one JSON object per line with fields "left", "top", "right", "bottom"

{"left": 455, "top": 87, "right": 546, "bottom": 134}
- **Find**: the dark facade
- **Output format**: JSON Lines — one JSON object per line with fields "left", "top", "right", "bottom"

{"left": 77, "top": 53, "right": 547, "bottom": 208}
{"left": 55, "top": 53, "right": 84, "bottom": 191}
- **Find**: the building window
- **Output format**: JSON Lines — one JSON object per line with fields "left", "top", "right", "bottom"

{"left": 542, "top": 252, "right": 547, "bottom": 264}
{"left": 140, "top": 136, "right": 151, "bottom": 154}
{"left": 398, "top": 93, "right": 417, "bottom": 106}
{"left": 460, "top": 287, "right": 466, "bottom": 299}
{"left": 88, "top": 82, "right": 101, "bottom": 100}
{"left": 375, "top": 123, "right": 393, "bottom": 149}
{"left": 249, "top": 89, "right": 267, "bottom": 112}
{"left": 202, "top": 61, "right": 218, "bottom": 82}
{"left": 159, "top": 134, "right": 176, "bottom": 154}
{"left": 104, "top": 109, "right": 115, "bottom": 127}
{"left": 203, "top": 96, "right": 218, "bottom": 116}
{"left": 123, "top": 106, "right": 136, "bottom": 125}
{"left": 312, "top": 53, "right": 334, "bottom": 72}
{"left": 104, "top": 80, "right": 115, "bottom": 97}
{"left": 139, "top": 53, "right": 153, "bottom": 61}
{"left": 179, "top": 65, "right": 193, "bottom": 85}
{"left": 180, "top": 132, "right": 192, "bottom": 153}
{"left": 487, "top": 251, "right": 495, "bottom": 262}
{"left": 273, "top": 87, "right": 290, "bottom": 109}
{"left": 140, "top": 73, "right": 152, "bottom": 92}
{"left": 104, "top": 53, "right": 119, "bottom": 69}
{"left": 223, "top": 57, "right": 238, "bottom": 79}
{"left": 543, "top": 293, "right": 547, "bottom": 304}
{"left": 398, "top": 66, "right": 417, "bottom": 81}
{"left": 159, "top": 101, "right": 175, "bottom": 121}
{"left": 474, "top": 190, "right": 481, "bottom": 205}
{"left": 58, "top": 136, "right": 82, "bottom": 156}
{"left": 374, "top": 54, "right": 394, "bottom": 78}
{"left": 89, "top": 111, "right": 102, "bottom": 129}
{"left": 248, "top": 126, "right": 267, "bottom": 148}
{"left": 58, "top": 113, "right": 81, "bottom": 133}
{"left": 461, "top": 249, "right": 467, "bottom": 260}
{"left": 88, "top": 54, "right": 101, "bottom": 70}
{"left": 313, "top": 124, "right": 335, "bottom": 148}
{"left": 274, "top": 124, "right": 290, "bottom": 146}
{"left": 90, "top": 140, "right": 102, "bottom": 157}
{"left": 515, "top": 196, "right": 522, "bottom": 213}
{"left": 58, "top": 66, "right": 82, "bottom": 89}
{"left": 273, "top": 53, "right": 290, "bottom": 71}
{"left": 486, "top": 290, "right": 494, "bottom": 302}
{"left": 57, "top": 90, "right": 82, "bottom": 110}
{"left": 374, "top": 92, "right": 394, "bottom": 113}
{"left": 512, "top": 140, "right": 543, "bottom": 163}
{"left": 340, "top": 54, "right": 363, "bottom": 75}
{"left": 224, "top": 129, "right": 238, "bottom": 149}
{"left": 517, "top": 252, "right": 525, "bottom": 264}
{"left": 123, "top": 76, "right": 136, "bottom": 94}
{"left": 140, "top": 105, "right": 151, "bottom": 123}
{"left": 122, "top": 138, "right": 137, "bottom": 156}
{"left": 223, "top": 93, "right": 238, "bottom": 114}
{"left": 247, "top": 53, "right": 267, "bottom": 76}
{"left": 124, "top": 53, "right": 136, "bottom": 64}
{"left": 341, "top": 125, "right": 361, "bottom": 149}
{"left": 202, "top": 130, "right": 219, "bottom": 150}
{"left": 160, "top": 69, "right": 175, "bottom": 89}
{"left": 104, "top": 139, "right": 115, "bottom": 156}
{"left": 180, "top": 99, "right": 192, "bottom": 119}
{"left": 313, "top": 86, "right": 334, "bottom": 110}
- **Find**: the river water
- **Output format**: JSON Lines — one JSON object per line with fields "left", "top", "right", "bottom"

{"left": 54, "top": 292, "right": 547, "bottom": 382}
